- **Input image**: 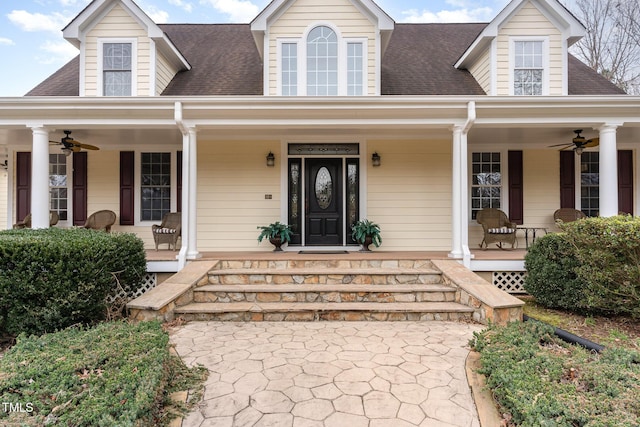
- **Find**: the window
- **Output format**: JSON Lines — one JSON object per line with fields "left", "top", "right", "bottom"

{"left": 49, "top": 154, "right": 68, "bottom": 221}
{"left": 281, "top": 43, "right": 298, "bottom": 96}
{"left": 103, "top": 42, "right": 132, "bottom": 96}
{"left": 513, "top": 40, "right": 543, "bottom": 95}
{"left": 581, "top": 152, "right": 599, "bottom": 217}
{"left": 471, "top": 152, "right": 502, "bottom": 220}
{"left": 347, "top": 43, "right": 364, "bottom": 96}
{"left": 141, "top": 153, "right": 171, "bottom": 221}
{"left": 307, "top": 26, "right": 338, "bottom": 96}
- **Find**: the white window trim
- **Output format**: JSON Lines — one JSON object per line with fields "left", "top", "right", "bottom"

{"left": 276, "top": 23, "right": 368, "bottom": 96}
{"left": 49, "top": 154, "right": 73, "bottom": 228}
{"left": 468, "top": 149, "right": 510, "bottom": 223}
{"left": 97, "top": 38, "right": 138, "bottom": 96}
{"left": 509, "top": 36, "right": 549, "bottom": 96}
{"left": 134, "top": 150, "right": 178, "bottom": 226}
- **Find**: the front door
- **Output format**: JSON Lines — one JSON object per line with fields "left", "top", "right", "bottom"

{"left": 305, "top": 158, "right": 342, "bottom": 245}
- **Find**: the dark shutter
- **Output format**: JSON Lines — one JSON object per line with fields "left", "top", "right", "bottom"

{"left": 15, "top": 152, "right": 31, "bottom": 221}
{"left": 559, "top": 151, "right": 575, "bottom": 208}
{"left": 618, "top": 150, "right": 633, "bottom": 215}
{"left": 177, "top": 150, "right": 182, "bottom": 212}
{"left": 508, "top": 151, "right": 523, "bottom": 225}
{"left": 120, "top": 151, "right": 135, "bottom": 225}
{"left": 72, "top": 152, "right": 88, "bottom": 226}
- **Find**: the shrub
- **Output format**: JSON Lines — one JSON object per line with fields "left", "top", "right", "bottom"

{"left": 0, "top": 228, "right": 146, "bottom": 336}
{"left": 561, "top": 215, "right": 640, "bottom": 319}
{"left": 524, "top": 232, "right": 588, "bottom": 312}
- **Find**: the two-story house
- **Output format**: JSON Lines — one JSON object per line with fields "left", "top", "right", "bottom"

{"left": 0, "top": 0, "right": 638, "bottom": 283}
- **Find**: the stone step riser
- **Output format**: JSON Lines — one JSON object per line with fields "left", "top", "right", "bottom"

{"left": 178, "top": 311, "right": 473, "bottom": 322}
{"left": 214, "top": 259, "right": 436, "bottom": 270}
{"left": 209, "top": 274, "right": 443, "bottom": 286}
{"left": 193, "top": 290, "right": 456, "bottom": 304}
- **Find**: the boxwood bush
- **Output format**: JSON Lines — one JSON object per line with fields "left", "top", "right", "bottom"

{"left": 0, "top": 228, "right": 146, "bottom": 336}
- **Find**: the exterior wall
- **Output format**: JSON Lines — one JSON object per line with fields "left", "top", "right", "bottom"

{"left": 197, "top": 141, "right": 282, "bottom": 251}
{"left": 267, "top": 0, "right": 377, "bottom": 95}
{"left": 469, "top": 47, "right": 491, "bottom": 94}
{"left": 0, "top": 170, "right": 7, "bottom": 230}
{"left": 495, "top": 1, "right": 563, "bottom": 96}
{"left": 156, "top": 51, "right": 178, "bottom": 95}
{"left": 84, "top": 3, "right": 150, "bottom": 96}
{"left": 367, "top": 139, "right": 452, "bottom": 251}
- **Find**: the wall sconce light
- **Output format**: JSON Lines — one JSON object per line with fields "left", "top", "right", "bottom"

{"left": 1, "top": 160, "right": 7, "bottom": 170}
{"left": 266, "top": 151, "right": 275, "bottom": 167}
{"left": 372, "top": 152, "right": 381, "bottom": 167}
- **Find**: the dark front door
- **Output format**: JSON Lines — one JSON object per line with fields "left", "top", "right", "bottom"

{"left": 306, "top": 158, "right": 342, "bottom": 245}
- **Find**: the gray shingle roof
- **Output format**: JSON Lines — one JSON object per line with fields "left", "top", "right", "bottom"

{"left": 25, "top": 23, "right": 625, "bottom": 97}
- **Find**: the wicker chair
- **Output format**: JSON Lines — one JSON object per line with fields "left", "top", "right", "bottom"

{"left": 554, "top": 208, "right": 586, "bottom": 223}
{"left": 152, "top": 212, "right": 181, "bottom": 251}
{"left": 476, "top": 208, "right": 518, "bottom": 250}
{"left": 13, "top": 212, "right": 60, "bottom": 229}
{"left": 84, "top": 210, "right": 116, "bottom": 232}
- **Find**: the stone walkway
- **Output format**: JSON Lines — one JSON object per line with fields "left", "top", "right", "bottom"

{"left": 170, "top": 321, "right": 484, "bottom": 427}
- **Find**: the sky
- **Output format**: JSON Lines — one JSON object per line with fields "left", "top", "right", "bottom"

{"left": 0, "top": 0, "right": 529, "bottom": 96}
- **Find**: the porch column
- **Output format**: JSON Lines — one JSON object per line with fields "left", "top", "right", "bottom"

{"left": 598, "top": 124, "right": 619, "bottom": 217}
{"left": 186, "top": 127, "right": 200, "bottom": 259}
{"left": 449, "top": 125, "right": 463, "bottom": 258}
{"left": 30, "top": 127, "right": 50, "bottom": 228}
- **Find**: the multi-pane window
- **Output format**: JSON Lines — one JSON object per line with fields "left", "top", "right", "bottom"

{"left": 281, "top": 43, "right": 298, "bottom": 96}
{"left": 141, "top": 153, "right": 171, "bottom": 221}
{"left": 347, "top": 43, "right": 363, "bottom": 96}
{"left": 49, "top": 154, "right": 68, "bottom": 221}
{"left": 307, "top": 26, "right": 338, "bottom": 96}
{"left": 103, "top": 43, "right": 132, "bottom": 96}
{"left": 581, "top": 152, "right": 599, "bottom": 217}
{"left": 514, "top": 41, "right": 543, "bottom": 95}
{"left": 471, "top": 152, "right": 502, "bottom": 220}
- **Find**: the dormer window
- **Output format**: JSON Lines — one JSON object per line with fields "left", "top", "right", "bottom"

{"left": 511, "top": 38, "right": 548, "bottom": 95}
{"left": 99, "top": 40, "right": 136, "bottom": 96}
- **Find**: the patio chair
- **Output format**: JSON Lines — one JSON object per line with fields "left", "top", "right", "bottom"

{"left": 554, "top": 208, "right": 586, "bottom": 223}
{"left": 84, "top": 210, "right": 116, "bottom": 232}
{"left": 152, "top": 212, "right": 181, "bottom": 251}
{"left": 13, "top": 211, "right": 60, "bottom": 229}
{"left": 476, "top": 208, "right": 518, "bottom": 250}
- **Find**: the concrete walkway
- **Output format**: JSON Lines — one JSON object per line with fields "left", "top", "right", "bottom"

{"left": 170, "top": 321, "right": 485, "bottom": 427}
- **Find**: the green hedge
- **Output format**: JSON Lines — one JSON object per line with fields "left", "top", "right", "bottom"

{"left": 525, "top": 216, "right": 640, "bottom": 319}
{"left": 0, "top": 228, "right": 146, "bottom": 336}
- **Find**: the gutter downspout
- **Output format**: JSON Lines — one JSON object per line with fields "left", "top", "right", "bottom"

{"left": 462, "top": 101, "right": 475, "bottom": 268}
{"left": 174, "top": 102, "right": 188, "bottom": 270}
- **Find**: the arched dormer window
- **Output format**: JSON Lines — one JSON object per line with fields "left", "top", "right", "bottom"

{"left": 307, "top": 26, "right": 338, "bottom": 96}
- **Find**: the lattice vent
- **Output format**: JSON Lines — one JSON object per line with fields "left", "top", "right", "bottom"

{"left": 107, "top": 272, "right": 157, "bottom": 303}
{"left": 493, "top": 271, "right": 527, "bottom": 294}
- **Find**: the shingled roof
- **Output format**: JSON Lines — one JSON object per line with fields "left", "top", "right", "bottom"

{"left": 25, "top": 22, "right": 625, "bottom": 97}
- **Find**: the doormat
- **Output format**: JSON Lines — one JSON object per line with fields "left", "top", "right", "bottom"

{"left": 298, "top": 250, "right": 350, "bottom": 254}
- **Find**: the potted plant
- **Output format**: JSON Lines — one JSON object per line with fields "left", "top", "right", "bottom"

{"left": 351, "top": 219, "right": 382, "bottom": 251}
{"left": 257, "top": 221, "right": 292, "bottom": 251}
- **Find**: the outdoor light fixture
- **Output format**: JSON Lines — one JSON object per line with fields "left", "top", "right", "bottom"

{"left": 1, "top": 160, "right": 7, "bottom": 170}
{"left": 62, "top": 147, "right": 73, "bottom": 157}
{"left": 372, "top": 152, "right": 381, "bottom": 167}
{"left": 575, "top": 147, "right": 584, "bottom": 156}
{"left": 266, "top": 151, "right": 275, "bottom": 167}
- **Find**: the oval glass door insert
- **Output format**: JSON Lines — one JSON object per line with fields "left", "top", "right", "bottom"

{"left": 315, "top": 167, "right": 332, "bottom": 209}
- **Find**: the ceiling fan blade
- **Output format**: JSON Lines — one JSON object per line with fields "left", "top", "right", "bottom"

{"left": 49, "top": 140, "right": 62, "bottom": 145}
{"left": 548, "top": 143, "right": 573, "bottom": 148}
{"left": 73, "top": 142, "right": 100, "bottom": 150}
{"left": 71, "top": 146, "right": 82, "bottom": 152}
{"left": 585, "top": 138, "right": 599, "bottom": 148}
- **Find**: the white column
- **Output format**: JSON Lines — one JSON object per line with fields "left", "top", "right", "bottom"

{"left": 31, "top": 127, "right": 50, "bottom": 228}
{"left": 177, "top": 131, "right": 190, "bottom": 268}
{"left": 449, "top": 126, "right": 463, "bottom": 258}
{"left": 187, "top": 127, "right": 201, "bottom": 259}
{"left": 598, "top": 124, "right": 619, "bottom": 217}
{"left": 460, "top": 131, "right": 470, "bottom": 255}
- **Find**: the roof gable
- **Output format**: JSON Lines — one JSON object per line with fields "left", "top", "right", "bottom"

{"left": 455, "top": 0, "right": 585, "bottom": 69}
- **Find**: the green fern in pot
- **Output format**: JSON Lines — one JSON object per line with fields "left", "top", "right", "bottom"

{"left": 351, "top": 219, "right": 382, "bottom": 251}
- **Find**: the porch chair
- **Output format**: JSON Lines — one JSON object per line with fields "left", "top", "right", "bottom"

{"left": 83, "top": 210, "right": 116, "bottom": 232}
{"left": 476, "top": 208, "right": 518, "bottom": 250}
{"left": 152, "top": 212, "right": 181, "bottom": 251}
{"left": 553, "top": 208, "right": 586, "bottom": 223}
{"left": 13, "top": 211, "right": 60, "bottom": 229}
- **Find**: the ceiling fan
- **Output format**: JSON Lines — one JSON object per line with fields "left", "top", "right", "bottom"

{"left": 50, "top": 130, "right": 100, "bottom": 156}
{"left": 549, "top": 129, "right": 599, "bottom": 155}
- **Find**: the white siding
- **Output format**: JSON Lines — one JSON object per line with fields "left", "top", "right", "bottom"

{"left": 367, "top": 139, "right": 452, "bottom": 251}
{"left": 495, "top": 1, "right": 563, "bottom": 96}
{"left": 156, "top": 51, "right": 178, "bottom": 95}
{"left": 469, "top": 47, "right": 491, "bottom": 94}
{"left": 267, "top": 0, "right": 377, "bottom": 95}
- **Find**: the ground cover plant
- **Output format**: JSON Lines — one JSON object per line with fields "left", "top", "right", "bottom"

{"left": 471, "top": 320, "right": 640, "bottom": 426}
{"left": 0, "top": 320, "right": 207, "bottom": 426}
